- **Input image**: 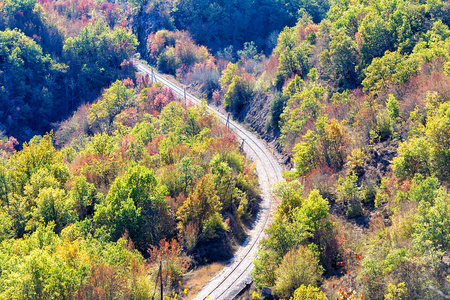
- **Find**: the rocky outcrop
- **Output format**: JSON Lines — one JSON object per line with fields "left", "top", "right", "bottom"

{"left": 360, "top": 141, "right": 398, "bottom": 186}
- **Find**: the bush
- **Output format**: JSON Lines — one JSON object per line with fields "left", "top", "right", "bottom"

{"left": 347, "top": 199, "right": 364, "bottom": 218}
{"left": 293, "top": 285, "right": 327, "bottom": 300}
{"left": 370, "top": 111, "right": 394, "bottom": 142}
{"left": 157, "top": 48, "right": 177, "bottom": 75}
{"left": 274, "top": 245, "right": 323, "bottom": 299}
{"left": 392, "top": 136, "right": 431, "bottom": 181}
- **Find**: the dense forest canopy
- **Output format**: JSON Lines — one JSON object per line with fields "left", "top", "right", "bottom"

{"left": 170, "top": 0, "right": 329, "bottom": 52}
{"left": 0, "top": 75, "right": 259, "bottom": 298}
{"left": 0, "top": 0, "right": 137, "bottom": 141}
{"left": 241, "top": 0, "right": 450, "bottom": 299}
{"left": 134, "top": 0, "right": 330, "bottom": 57}
{"left": 0, "top": 0, "right": 331, "bottom": 141}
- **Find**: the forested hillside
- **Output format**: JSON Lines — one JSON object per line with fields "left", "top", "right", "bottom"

{"left": 0, "top": 0, "right": 137, "bottom": 141}
{"left": 0, "top": 74, "right": 259, "bottom": 298}
{"left": 135, "top": 0, "right": 450, "bottom": 298}
{"left": 133, "top": 0, "right": 329, "bottom": 55}
{"left": 3, "top": 0, "right": 450, "bottom": 299}
{"left": 245, "top": 0, "right": 450, "bottom": 299}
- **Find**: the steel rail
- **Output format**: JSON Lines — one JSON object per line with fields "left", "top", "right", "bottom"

{"left": 134, "top": 61, "right": 283, "bottom": 299}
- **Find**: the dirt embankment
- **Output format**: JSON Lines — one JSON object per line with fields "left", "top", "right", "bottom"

{"left": 241, "top": 93, "right": 292, "bottom": 168}
{"left": 226, "top": 91, "right": 291, "bottom": 169}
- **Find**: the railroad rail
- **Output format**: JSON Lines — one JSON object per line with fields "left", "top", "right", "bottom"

{"left": 134, "top": 61, "right": 284, "bottom": 300}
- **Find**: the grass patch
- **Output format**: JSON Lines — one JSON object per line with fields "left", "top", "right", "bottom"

{"left": 181, "top": 262, "right": 226, "bottom": 299}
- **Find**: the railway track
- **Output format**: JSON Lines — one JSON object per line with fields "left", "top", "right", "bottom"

{"left": 134, "top": 61, "right": 284, "bottom": 299}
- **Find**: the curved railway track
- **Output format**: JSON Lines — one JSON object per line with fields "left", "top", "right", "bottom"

{"left": 134, "top": 61, "right": 284, "bottom": 299}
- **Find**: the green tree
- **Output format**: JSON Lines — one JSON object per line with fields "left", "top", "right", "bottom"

{"left": 23, "top": 168, "right": 60, "bottom": 201}
{"left": 68, "top": 175, "right": 97, "bottom": 220}
{"left": 253, "top": 189, "right": 329, "bottom": 288}
{"left": 0, "top": 165, "right": 11, "bottom": 206}
{"left": 336, "top": 171, "right": 364, "bottom": 218}
{"left": 158, "top": 132, "right": 180, "bottom": 165}
{"left": 275, "top": 42, "right": 312, "bottom": 88}
{"left": 293, "top": 131, "right": 318, "bottom": 176}
{"left": 9, "top": 134, "right": 68, "bottom": 192}
{"left": 413, "top": 190, "right": 450, "bottom": 251}
{"left": 223, "top": 75, "right": 252, "bottom": 112}
{"left": 130, "top": 120, "right": 156, "bottom": 145}
{"left": 393, "top": 101, "right": 450, "bottom": 181}
{"left": 33, "top": 187, "right": 75, "bottom": 233}
{"left": 408, "top": 174, "right": 440, "bottom": 204}
{"left": 392, "top": 136, "right": 432, "bottom": 181}
{"left": 362, "top": 51, "right": 419, "bottom": 94}
{"left": 283, "top": 75, "right": 304, "bottom": 97}
{"left": 273, "top": 180, "right": 304, "bottom": 215}
{"left": 157, "top": 47, "right": 177, "bottom": 75}
{"left": 237, "top": 41, "right": 258, "bottom": 60}
{"left": 319, "top": 31, "right": 359, "bottom": 89}
{"left": 209, "top": 154, "right": 233, "bottom": 209}
{"left": 252, "top": 247, "right": 280, "bottom": 287}
{"left": 3, "top": 0, "right": 36, "bottom": 16}
{"left": 176, "top": 157, "right": 202, "bottom": 195}
{"left": 159, "top": 101, "right": 185, "bottom": 135}
{"left": 291, "top": 189, "right": 329, "bottom": 233}
{"left": 426, "top": 102, "right": 450, "bottom": 181}
{"left": 280, "top": 84, "right": 324, "bottom": 147}
{"left": 63, "top": 19, "right": 138, "bottom": 100}
{"left": 358, "top": 12, "right": 395, "bottom": 66}
{"left": 219, "top": 62, "right": 238, "bottom": 90}
{"left": 386, "top": 94, "right": 400, "bottom": 121}
{"left": 94, "top": 164, "right": 170, "bottom": 249}
{"left": 292, "top": 117, "right": 347, "bottom": 175}
{"left": 89, "top": 80, "right": 134, "bottom": 134}
{"left": 0, "top": 29, "right": 67, "bottom": 137}
{"left": 177, "top": 174, "right": 223, "bottom": 239}
{"left": 0, "top": 208, "right": 13, "bottom": 242}
{"left": 268, "top": 94, "right": 289, "bottom": 129}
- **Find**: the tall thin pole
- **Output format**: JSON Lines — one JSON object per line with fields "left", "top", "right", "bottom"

{"left": 160, "top": 260, "right": 163, "bottom": 300}
{"left": 229, "top": 172, "right": 233, "bottom": 211}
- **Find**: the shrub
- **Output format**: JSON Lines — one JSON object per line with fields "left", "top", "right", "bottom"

{"left": 392, "top": 136, "right": 431, "bottom": 181}
{"left": 385, "top": 282, "right": 407, "bottom": 300}
{"left": 293, "top": 285, "right": 327, "bottom": 300}
{"left": 274, "top": 245, "right": 323, "bottom": 299}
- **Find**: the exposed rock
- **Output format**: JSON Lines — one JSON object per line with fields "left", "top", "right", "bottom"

{"left": 237, "top": 92, "right": 292, "bottom": 169}
{"left": 360, "top": 141, "right": 398, "bottom": 186}
{"left": 261, "top": 287, "right": 274, "bottom": 299}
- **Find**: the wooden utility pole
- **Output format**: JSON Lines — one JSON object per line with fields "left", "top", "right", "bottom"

{"left": 229, "top": 172, "right": 234, "bottom": 211}
{"left": 155, "top": 260, "right": 166, "bottom": 300}
{"left": 160, "top": 261, "right": 163, "bottom": 300}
